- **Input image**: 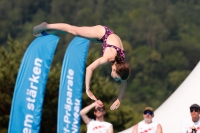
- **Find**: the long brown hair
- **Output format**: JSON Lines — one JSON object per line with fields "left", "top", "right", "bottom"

{"left": 115, "top": 61, "right": 130, "bottom": 80}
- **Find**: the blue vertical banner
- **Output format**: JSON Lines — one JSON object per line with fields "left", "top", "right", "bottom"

{"left": 8, "top": 35, "right": 59, "bottom": 133}
{"left": 57, "top": 37, "right": 90, "bottom": 133}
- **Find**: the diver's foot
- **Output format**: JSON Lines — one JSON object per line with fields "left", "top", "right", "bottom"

{"left": 33, "top": 29, "right": 68, "bottom": 37}
{"left": 33, "top": 30, "right": 58, "bottom": 37}
{"left": 33, "top": 22, "right": 48, "bottom": 35}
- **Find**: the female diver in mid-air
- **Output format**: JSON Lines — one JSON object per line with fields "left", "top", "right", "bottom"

{"left": 33, "top": 22, "right": 130, "bottom": 110}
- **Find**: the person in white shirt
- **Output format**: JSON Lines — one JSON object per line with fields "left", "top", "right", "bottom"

{"left": 132, "top": 106, "right": 163, "bottom": 133}
{"left": 181, "top": 103, "right": 200, "bottom": 133}
{"left": 80, "top": 100, "right": 113, "bottom": 133}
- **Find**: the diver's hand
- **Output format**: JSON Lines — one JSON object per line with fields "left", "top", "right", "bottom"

{"left": 110, "top": 99, "right": 120, "bottom": 110}
{"left": 86, "top": 89, "right": 97, "bottom": 101}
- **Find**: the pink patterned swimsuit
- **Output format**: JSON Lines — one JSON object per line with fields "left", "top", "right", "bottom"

{"left": 98, "top": 26, "right": 125, "bottom": 63}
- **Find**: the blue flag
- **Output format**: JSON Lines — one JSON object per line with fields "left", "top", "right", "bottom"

{"left": 57, "top": 37, "right": 90, "bottom": 133}
{"left": 8, "top": 35, "right": 59, "bottom": 133}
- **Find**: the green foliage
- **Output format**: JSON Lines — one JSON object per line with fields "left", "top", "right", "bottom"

{"left": 0, "top": 0, "right": 200, "bottom": 132}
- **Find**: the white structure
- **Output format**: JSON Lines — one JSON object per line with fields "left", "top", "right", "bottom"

{"left": 119, "top": 61, "right": 200, "bottom": 133}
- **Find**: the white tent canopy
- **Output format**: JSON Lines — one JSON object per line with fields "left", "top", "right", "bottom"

{"left": 119, "top": 61, "right": 200, "bottom": 133}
